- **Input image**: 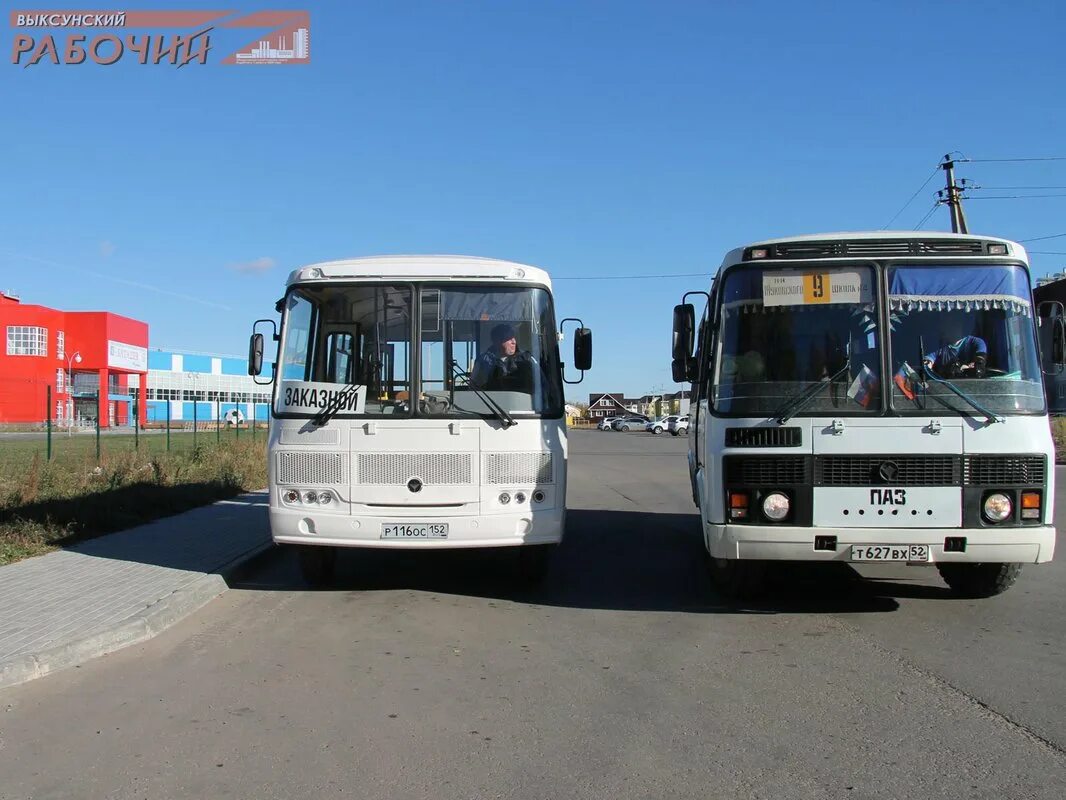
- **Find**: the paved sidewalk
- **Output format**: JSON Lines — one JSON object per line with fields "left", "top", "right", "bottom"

{"left": 0, "top": 490, "right": 272, "bottom": 690}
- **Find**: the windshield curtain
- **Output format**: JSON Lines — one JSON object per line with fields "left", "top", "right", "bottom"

{"left": 887, "top": 265, "right": 1044, "bottom": 415}
{"left": 713, "top": 265, "right": 881, "bottom": 416}
{"left": 273, "top": 283, "right": 564, "bottom": 419}
{"left": 420, "top": 285, "right": 564, "bottom": 418}
{"left": 275, "top": 284, "right": 413, "bottom": 417}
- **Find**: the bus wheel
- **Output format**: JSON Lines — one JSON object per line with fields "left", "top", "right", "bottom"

{"left": 709, "top": 557, "right": 767, "bottom": 600}
{"left": 297, "top": 545, "right": 337, "bottom": 587}
{"left": 517, "top": 544, "right": 554, "bottom": 584}
{"left": 936, "top": 563, "right": 1022, "bottom": 598}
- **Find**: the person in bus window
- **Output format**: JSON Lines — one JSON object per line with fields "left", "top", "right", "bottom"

{"left": 895, "top": 333, "right": 989, "bottom": 401}
{"left": 924, "top": 335, "right": 988, "bottom": 378}
{"left": 470, "top": 323, "right": 535, "bottom": 392}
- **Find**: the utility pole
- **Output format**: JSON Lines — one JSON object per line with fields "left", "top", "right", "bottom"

{"left": 940, "top": 154, "right": 969, "bottom": 234}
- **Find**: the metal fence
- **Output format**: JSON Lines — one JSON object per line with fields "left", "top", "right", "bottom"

{"left": 0, "top": 377, "right": 269, "bottom": 463}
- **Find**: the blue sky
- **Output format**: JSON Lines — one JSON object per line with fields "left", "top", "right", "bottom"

{"left": 2, "top": 0, "right": 1065, "bottom": 400}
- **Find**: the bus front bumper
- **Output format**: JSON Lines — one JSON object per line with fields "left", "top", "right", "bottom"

{"left": 270, "top": 507, "right": 565, "bottom": 549}
{"left": 707, "top": 523, "right": 1056, "bottom": 564}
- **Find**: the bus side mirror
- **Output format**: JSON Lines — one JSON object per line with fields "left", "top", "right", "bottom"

{"left": 671, "top": 359, "right": 689, "bottom": 384}
{"left": 672, "top": 304, "right": 695, "bottom": 382}
{"left": 560, "top": 317, "right": 590, "bottom": 384}
{"left": 573, "top": 328, "right": 592, "bottom": 371}
{"left": 672, "top": 304, "right": 695, "bottom": 361}
{"left": 248, "top": 333, "right": 264, "bottom": 376}
{"left": 1038, "top": 301, "right": 1066, "bottom": 367}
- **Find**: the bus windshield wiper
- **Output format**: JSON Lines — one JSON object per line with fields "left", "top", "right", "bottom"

{"left": 312, "top": 383, "right": 362, "bottom": 426}
{"left": 921, "top": 363, "right": 1004, "bottom": 424}
{"left": 773, "top": 363, "right": 851, "bottom": 425}
{"left": 450, "top": 361, "right": 516, "bottom": 428}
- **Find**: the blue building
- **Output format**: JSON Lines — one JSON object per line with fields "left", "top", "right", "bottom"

{"left": 133, "top": 348, "right": 271, "bottom": 425}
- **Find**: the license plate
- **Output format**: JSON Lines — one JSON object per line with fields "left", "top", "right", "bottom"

{"left": 850, "top": 544, "right": 930, "bottom": 562}
{"left": 380, "top": 522, "right": 449, "bottom": 539}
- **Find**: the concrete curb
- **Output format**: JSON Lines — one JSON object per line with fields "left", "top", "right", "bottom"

{"left": 0, "top": 540, "right": 274, "bottom": 691}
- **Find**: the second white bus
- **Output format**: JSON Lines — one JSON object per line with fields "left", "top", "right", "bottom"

{"left": 672, "top": 232, "right": 1057, "bottom": 598}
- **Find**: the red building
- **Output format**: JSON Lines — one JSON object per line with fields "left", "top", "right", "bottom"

{"left": 0, "top": 290, "right": 148, "bottom": 428}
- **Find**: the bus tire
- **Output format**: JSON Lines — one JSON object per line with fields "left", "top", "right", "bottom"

{"left": 709, "top": 557, "right": 767, "bottom": 600}
{"left": 936, "top": 562, "right": 1022, "bottom": 598}
{"left": 297, "top": 545, "right": 337, "bottom": 587}
{"left": 517, "top": 544, "right": 554, "bottom": 584}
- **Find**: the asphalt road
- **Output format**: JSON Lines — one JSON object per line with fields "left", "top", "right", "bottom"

{"left": 2, "top": 430, "right": 1064, "bottom": 799}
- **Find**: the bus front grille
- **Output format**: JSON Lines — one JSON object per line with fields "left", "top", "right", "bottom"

{"left": 277, "top": 452, "right": 348, "bottom": 485}
{"left": 815, "top": 455, "right": 960, "bottom": 486}
{"left": 357, "top": 453, "right": 473, "bottom": 485}
{"left": 963, "top": 455, "right": 1046, "bottom": 486}
{"left": 484, "top": 452, "right": 554, "bottom": 485}
{"left": 725, "top": 426, "right": 802, "bottom": 447}
{"left": 723, "top": 456, "right": 810, "bottom": 485}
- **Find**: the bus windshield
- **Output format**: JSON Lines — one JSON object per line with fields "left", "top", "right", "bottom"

{"left": 274, "top": 283, "right": 563, "bottom": 419}
{"left": 713, "top": 264, "right": 882, "bottom": 416}
{"left": 887, "top": 265, "right": 1044, "bottom": 415}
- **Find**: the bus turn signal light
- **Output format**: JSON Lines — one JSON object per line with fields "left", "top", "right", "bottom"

{"left": 729, "top": 491, "right": 749, "bottom": 520}
{"left": 1021, "top": 491, "right": 1041, "bottom": 520}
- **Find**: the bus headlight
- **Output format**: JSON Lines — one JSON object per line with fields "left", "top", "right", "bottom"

{"left": 515, "top": 492, "right": 527, "bottom": 504}
{"left": 303, "top": 490, "right": 319, "bottom": 504}
{"left": 283, "top": 489, "right": 300, "bottom": 504}
{"left": 499, "top": 493, "right": 511, "bottom": 505}
{"left": 318, "top": 491, "right": 333, "bottom": 505}
{"left": 983, "top": 492, "right": 1012, "bottom": 523}
{"left": 761, "top": 492, "right": 790, "bottom": 522}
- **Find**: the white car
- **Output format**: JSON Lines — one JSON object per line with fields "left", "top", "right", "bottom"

{"left": 646, "top": 415, "right": 678, "bottom": 435}
{"left": 597, "top": 417, "right": 621, "bottom": 431}
{"left": 612, "top": 416, "right": 649, "bottom": 431}
{"left": 669, "top": 415, "right": 689, "bottom": 436}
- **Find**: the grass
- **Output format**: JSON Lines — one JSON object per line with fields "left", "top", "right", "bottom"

{"left": 0, "top": 427, "right": 262, "bottom": 464}
{"left": 0, "top": 433, "right": 267, "bottom": 565}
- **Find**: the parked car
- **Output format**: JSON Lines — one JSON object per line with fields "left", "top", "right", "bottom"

{"left": 613, "top": 416, "right": 649, "bottom": 432}
{"left": 646, "top": 415, "right": 678, "bottom": 435}
{"left": 597, "top": 417, "right": 621, "bottom": 431}
{"left": 669, "top": 415, "right": 689, "bottom": 436}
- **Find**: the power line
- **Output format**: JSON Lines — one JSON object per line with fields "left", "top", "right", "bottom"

{"left": 1020, "top": 233, "right": 1066, "bottom": 242}
{"left": 881, "top": 165, "right": 940, "bottom": 229}
{"left": 554, "top": 272, "right": 711, "bottom": 281}
{"left": 1030, "top": 251, "right": 1066, "bottom": 256}
{"left": 965, "top": 194, "right": 1066, "bottom": 200}
{"left": 962, "top": 156, "right": 1066, "bottom": 163}
{"left": 913, "top": 201, "right": 941, "bottom": 230}
{"left": 976, "top": 186, "right": 1066, "bottom": 190}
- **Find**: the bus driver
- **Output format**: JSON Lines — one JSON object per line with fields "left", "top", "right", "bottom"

{"left": 471, "top": 323, "right": 535, "bottom": 392}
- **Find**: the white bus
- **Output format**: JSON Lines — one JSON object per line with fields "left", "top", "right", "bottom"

{"left": 249, "top": 256, "right": 591, "bottom": 585}
{"left": 671, "top": 232, "right": 1059, "bottom": 598}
